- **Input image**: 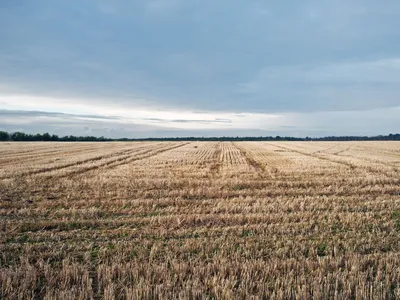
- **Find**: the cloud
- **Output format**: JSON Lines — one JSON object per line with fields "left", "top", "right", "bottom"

{"left": 0, "top": 96, "right": 284, "bottom": 131}
{"left": 0, "top": 109, "right": 167, "bottom": 138}
{"left": 0, "top": 0, "right": 400, "bottom": 136}
{"left": 237, "top": 58, "right": 400, "bottom": 112}
{"left": 143, "top": 117, "right": 231, "bottom": 124}
{"left": 0, "top": 110, "right": 121, "bottom": 121}
{"left": 0, "top": 105, "right": 399, "bottom": 138}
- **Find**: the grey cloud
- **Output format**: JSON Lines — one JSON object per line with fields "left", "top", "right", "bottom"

{"left": 1, "top": 107, "right": 399, "bottom": 138}
{"left": 235, "top": 59, "right": 400, "bottom": 112}
{"left": 0, "top": 110, "right": 167, "bottom": 138}
{"left": 1, "top": 0, "right": 400, "bottom": 114}
{"left": 0, "top": 110, "right": 122, "bottom": 121}
{"left": 0, "top": 0, "right": 400, "bottom": 130}
{"left": 169, "top": 119, "right": 231, "bottom": 124}
{"left": 142, "top": 118, "right": 232, "bottom": 124}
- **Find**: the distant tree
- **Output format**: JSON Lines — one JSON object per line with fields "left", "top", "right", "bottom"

{"left": 42, "top": 133, "right": 51, "bottom": 141}
{"left": 0, "top": 131, "right": 9, "bottom": 141}
{"left": 10, "top": 132, "right": 27, "bottom": 141}
{"left": 68, "top": 135, "right": 77, "bottom": 141}
{"left": 33, "top": 133, "right": 42, "bottom": 141}
{"left": 1, "top": 130, "right": 400, "bottom": 142}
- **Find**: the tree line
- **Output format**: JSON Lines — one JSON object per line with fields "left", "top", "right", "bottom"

{"left": 0, "top": 131, "right": 399, "bottom": 142}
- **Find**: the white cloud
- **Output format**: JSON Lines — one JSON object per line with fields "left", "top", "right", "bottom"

{"left": 0, "top": 94, "right": 285, "bottom": 130}
{"left": 2, "top": 93, "right": 399, "bottom": 137}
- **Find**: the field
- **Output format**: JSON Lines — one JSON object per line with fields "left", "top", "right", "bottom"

{"left": 1, "top": 141, "right": 400, "bottom": 299}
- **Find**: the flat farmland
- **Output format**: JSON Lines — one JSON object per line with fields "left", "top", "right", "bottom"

{"left": 1, "top": 141, "right": 400, "bottom": 299}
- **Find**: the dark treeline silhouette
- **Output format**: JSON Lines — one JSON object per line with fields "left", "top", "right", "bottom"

{"left": 0, "top": 131, "right": 399, "bottom": 142}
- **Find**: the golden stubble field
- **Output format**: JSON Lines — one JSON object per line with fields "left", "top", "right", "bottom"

{"left": 1, "top": 141, "right": 400, "bottom": 299}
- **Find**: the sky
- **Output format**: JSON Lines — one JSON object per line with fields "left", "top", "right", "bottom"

{"left": 1, "top": 0, "right": 400, "bottom": 138}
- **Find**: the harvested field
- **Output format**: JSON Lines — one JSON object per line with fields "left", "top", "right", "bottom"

{"left": 1, "top": 141, "right": 400, "bottom": 299}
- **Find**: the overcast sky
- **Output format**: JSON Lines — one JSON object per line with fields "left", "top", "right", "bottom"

{"left": 1, "top": 0, "right": 400, "bottom": 137}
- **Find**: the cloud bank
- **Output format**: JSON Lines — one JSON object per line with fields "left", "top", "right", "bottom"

{"left": 1, "top": 0, "right": 400, "bottom": 136}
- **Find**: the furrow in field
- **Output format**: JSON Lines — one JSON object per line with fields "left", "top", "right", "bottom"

{"left": 0, "top": 142, "right": 121, "bottom": 164}
{"left": 209, "top": 142, "right": 222, "bottom": 174}
{"left": 0, "top": 143, "right": 157, "bottom": 179}
{"left": 0, "top": 144, "right": 112, "bottom": 166}
{"left": 231, "top": 142, "right": 265, "bottom": 172}
{"left": 61, "top": 142, "right": 192, "bottom": 178}
{"left": 271, "top": 142, "right": 400, "bottom": 179}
